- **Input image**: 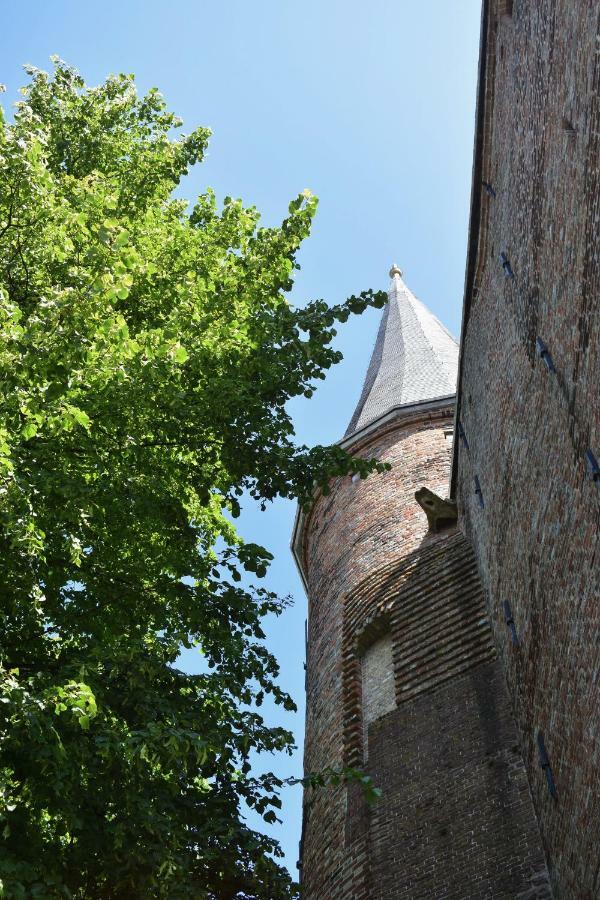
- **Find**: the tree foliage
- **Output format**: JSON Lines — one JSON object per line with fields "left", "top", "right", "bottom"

{"left": 0, "top": 60, "right": 386, "bottom": 898}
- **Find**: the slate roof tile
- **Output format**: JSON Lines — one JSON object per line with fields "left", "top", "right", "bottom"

{"left": 345, "top": 267, "right": 458, "bottom": 437}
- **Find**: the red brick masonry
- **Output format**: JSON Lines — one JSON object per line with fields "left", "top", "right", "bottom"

{"left": 300, "top": 407, "right": 551, "bottom": 898}
{"left": 454, "top": 1, "right": 600, "bottom": 896}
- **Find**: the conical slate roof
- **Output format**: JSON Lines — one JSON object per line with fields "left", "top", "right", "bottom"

{"left": 345, "top": 265, "right": 459, "bottom": 437}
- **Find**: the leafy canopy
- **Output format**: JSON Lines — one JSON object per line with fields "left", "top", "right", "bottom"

{"left": 0, "top": 60, "right": 386, "bottom": 898}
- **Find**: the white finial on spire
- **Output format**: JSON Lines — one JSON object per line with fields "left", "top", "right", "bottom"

{"left": 389, "top": 263, "right": 403, "bottom": 278}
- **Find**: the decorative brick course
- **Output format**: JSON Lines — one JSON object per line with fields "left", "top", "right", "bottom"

{"left": 341, "top": 532, "right": 496, "bottom": 771}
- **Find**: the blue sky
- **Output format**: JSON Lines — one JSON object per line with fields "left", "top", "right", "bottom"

{"left": 2, "top": 0, "right": 482, "bottom": 877}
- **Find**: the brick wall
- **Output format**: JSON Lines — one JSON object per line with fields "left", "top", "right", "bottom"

{"left": 300, "top": 403, "right": 549, "bottom": 897}
{"left": 356, "top": 533, "right": 550, "bottom": 899}
{"left": 368, "top": 662, "right": 551, "bottom": 900}
{"left": 454, "top": 2, "right": 599, "bottom": 896}
{"left": 301, "top": 407, "right": 455, "bottom": 898}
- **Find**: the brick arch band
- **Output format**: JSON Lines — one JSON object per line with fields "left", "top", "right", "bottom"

{"left": 341, "top": 532, "right": 495, "bottom": 771}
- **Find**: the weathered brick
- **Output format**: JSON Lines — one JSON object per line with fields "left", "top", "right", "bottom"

{"left": 453, "top": 1, "right": 599, "bottom": 897}
{"left": 295, "top": 4, "right": 597, "bottom": 895}
{"left": 298, "top": 404, "right": 550, "bottom": 898}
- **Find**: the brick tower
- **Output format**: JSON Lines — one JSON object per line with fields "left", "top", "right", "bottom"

{"left": 292, "top": 266, "right": 551, "bottom": 898}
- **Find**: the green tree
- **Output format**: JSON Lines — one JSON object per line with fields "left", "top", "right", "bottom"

{"left": 0, "top": 60, "right": 386, "bottom": 898}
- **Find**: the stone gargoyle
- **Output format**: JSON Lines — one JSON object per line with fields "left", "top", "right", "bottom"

{"left": 414, "top": 486, "right": 458, "bottom": 533}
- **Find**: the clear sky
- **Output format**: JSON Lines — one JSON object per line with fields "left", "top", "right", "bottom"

{"left": 1, "top": 0, "right": 482, "bottom": 877}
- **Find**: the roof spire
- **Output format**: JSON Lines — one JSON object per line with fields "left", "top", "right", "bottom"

{"left": 344, "top": 266, "right": 459, "bottom": 437}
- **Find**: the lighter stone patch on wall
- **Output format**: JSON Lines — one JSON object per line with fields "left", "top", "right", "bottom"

{"left": 362, "top": 633, "right": 395, "bottom": 757}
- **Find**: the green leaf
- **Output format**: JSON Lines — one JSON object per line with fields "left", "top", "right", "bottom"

{"left": 21, "top": 422, "right": 38, "bottom": 440}
{"left": 65, "top": 405, "right": 91, "bottom": 431}
{"left": 0, "top": 58, "right": 381, "bottom": 899}
{"left": 172, "top": 344, "right": 189, "bottom": 364}
{"left": 115, "top": 230, "right": 130, "bottom": 248}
